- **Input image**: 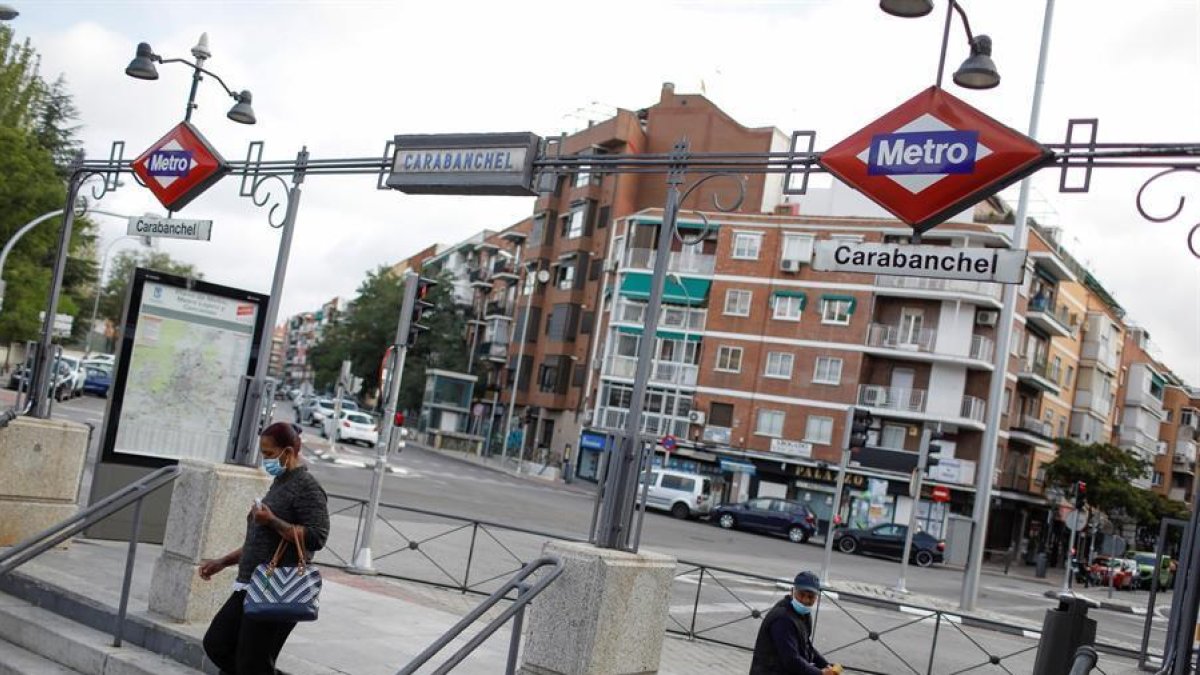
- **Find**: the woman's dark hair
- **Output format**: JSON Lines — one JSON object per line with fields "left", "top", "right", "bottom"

{"left": 261, "top": 421, "right": 302, "bottom": 452}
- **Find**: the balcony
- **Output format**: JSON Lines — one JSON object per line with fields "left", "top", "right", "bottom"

{"left": 1073, "top": 388, "right": 1113, "bottom": 420}
{"left": 961, "top": 396, "right": 987, "bottom": 423}
{"left": 491, "top": 259, "right": 520, "bottom": 282}
{"left": 858, "top": 385, "right": 926, "bottom": 413}
{"left": 604, "top": 355, "right": 698, "bottom": 387}
{"left": 970, "top": 335, "right": 995, "bottom": 362}
{"left": 1119, "top": 423, "right": 1160, "bottom": 454}
{"left": 481, "top": 341, "right": 508, "bottom": 363}
{"left": 1017, "top": 357, "right": 1061, "bottom": 394}
{"left": 615, "top": 299, "right": 705, "bottom": 333}
{"left": 485, "top": 301, "right": 514, "bottom": 320}
{"left": 1169, "top": 487, "right": 1190, "bottom": 502}
{"left": 865, "top": 323, "right": 937, "bottom": 353}
{"left": 875, "top": 275, "right": 1002, "bottom": 306}
{"left": 1026, "top": 295, "right": 1074, "bottom": 338}
{"left": 624, "top": 248, "right": 716, "bottom": 276}
{"left": 1176, "top": 439, "right": 1198, "bottom": 464}
{"left": 1125, "top": 386, "right": 1166, "bottom": 418}
{"left": 1080, "top": 341, "right": 1120, "bottom": 375}
{"left": 468, "top": 267, "right": 493, "bottom": 290}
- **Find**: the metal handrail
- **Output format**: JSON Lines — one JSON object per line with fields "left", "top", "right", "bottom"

{"left": 397, "top": 555, "right": 563, "bottom": 675}
{"left": 0, "top": 463, "right": 181, "bottom": 647}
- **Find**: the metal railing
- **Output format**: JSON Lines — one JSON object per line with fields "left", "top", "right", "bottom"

{"left": 604, "top": 354, "right": 699, "bottom": 386}
{"left": 398, "top": 556, "right": 563, "bottom": 675}
{"left": 624, "top": 247, "right": 716, "bottom": 275}
{"left": 969, "top": 334, "right": 995, "bottom": 362}
{"left": 866, "top": 324, "right": 937, "bottom": 353}
{"left": 0, "top": 464, "right": 181, "bottom": 647}
{"left": 615, "top": 298, "right": 706, "bottom": 331}
{"left": 960, "top": 395, "right": 986, "bottom": 423}
{"left": 874, "top": 275, "right": 1003, "bottom": 301}
{"left": 858, "top": 385, "right": 926, "bottom": 413}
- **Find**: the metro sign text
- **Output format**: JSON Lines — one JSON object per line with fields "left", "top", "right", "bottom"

{"left": 147, "top": 151, "right": 194, "bottom": 177}
{"left": 132, "top": 121, "right": 229, "bottom": 212}
{"left": 868, "top": 130, "right": 978, "bottom": 176}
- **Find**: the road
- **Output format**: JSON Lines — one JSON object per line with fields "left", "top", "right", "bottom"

{"left": 7, "top": 391, "right": 1165, "bottom": 664}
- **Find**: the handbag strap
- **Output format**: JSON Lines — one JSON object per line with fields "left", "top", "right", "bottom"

{"left": 266, "top": 527, "right": 309, "bottom": 572}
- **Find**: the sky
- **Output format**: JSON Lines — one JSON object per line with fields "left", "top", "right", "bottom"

{"left": 12, "top": 0, "right": 1200, "bottom": 382}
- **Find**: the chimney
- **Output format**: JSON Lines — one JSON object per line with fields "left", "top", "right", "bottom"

{"left": 661, "top": 82, "right": 675, "bottom": 103}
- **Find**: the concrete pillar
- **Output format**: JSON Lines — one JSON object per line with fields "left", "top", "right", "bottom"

{"left": 522, "top": 541, "right": 675, "bottom": 675}
{"left": 148, "top": 460, "right": 271, "bottom": 623}
{"left": 0, "top": 417, "right": 89, "bottom": 546}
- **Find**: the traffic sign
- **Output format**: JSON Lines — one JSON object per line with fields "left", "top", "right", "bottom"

{"left": 931, "top": 485, "right": 951, "bottom": 503}
{"left": 813, "top": 240, "right": 1026, "bottom": 284}
{"left": 132, "top": 121, "right": 229, "bottom": 212}
{"left": 661, "top": 435, "right": 677, "bottom": 451}
{"left": 127, "top": 215, "right": 213, "bottom": 241}
{"left": 1066, "top": 509, "right": 1089, "bottom": 532}
{"left": 819, "top": 86, "right": 1052, "bottom": 234}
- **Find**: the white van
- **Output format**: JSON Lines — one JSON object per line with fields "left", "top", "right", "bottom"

{"left": 642, "top": 469, "right": 713, "bottom": 519}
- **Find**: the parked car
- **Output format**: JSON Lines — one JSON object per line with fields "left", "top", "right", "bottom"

{"left": 711, "top": 497, "right": 818, "bottom": 544}
{"left": 82, "top": 364, "right": 112, "bottom": 397}
{"left": 294, "top": 396, "right": 319, "bottom": 424}
{"left": 328, "top": 411, "right": 379, "bottom": 447}
{"left": 1130, "top": 551, "right": 1175, "bottom": 589}
{"left": 57, "top": 356, "right": 86, "bottom": 398}
{"left": 1089, "top": 555, "right": 1136, "bottom": 590}
{"left": 86, "top": 353, "right": 116, "bottom": 366}
{"left": 639, "top": 469, "right": 713, "bottom": 519}
{"left": 311, "top": 398, "right": 359, "bottom": 426}
{"left": 833, "top": 523, "right": 945, "bottom": 567}
{"left": 5, "top": 361, "right": 74, "bottom": 401}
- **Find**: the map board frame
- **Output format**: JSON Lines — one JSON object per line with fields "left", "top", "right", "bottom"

{"left": 99, "top": 268, "right": 268, "bottom": 468}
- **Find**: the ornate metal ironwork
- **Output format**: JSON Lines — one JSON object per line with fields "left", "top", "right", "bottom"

{"left": 1136, "top": 167, "right": 1200, "bottom": 258}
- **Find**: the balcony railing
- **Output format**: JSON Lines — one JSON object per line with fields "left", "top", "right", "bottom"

{"left": 858, "top": 385, "right": 926, "bottom": 413}
{"left": 485, "top": 342, "right": 508, "bottom": 361}
{"left": 1016, "top": 414, "right": 1053, "bottom": 438}
{"left": 969, "top": 335, "right": 995, "bottom": 362}
{"left": 1073, "top": 389, "right": 1113, "bottom": 419}
{"left": 615, "top": 299, "right": 706, "bottom": 332}
{"left": 597, "top": 408, "right": 688, "bottom": 438}
{"left": 1019, "top": 358, "right": 1061, "bottom": 386}
{"left": 485, "top": 301, "right": 514, "bottom": 318}
{"left": 865, "top": 324, "right": 937, "bottom": 353}
{"left": 1080, "top": 341, "right": 1120, "bottom": 372}
{"left": 624, "top": 248, "right": 716, "bottom": 276}
{"left": 605, "top": 355, "right": 698, "bottom": 387}
{"left": 961, "top": 396, "right": 986, "bottom": 423}
{"left": 874, "top": 275, "right": 1002, "bottom": 301}
{"left": 1175, "top": 440, "right": 1198, "bottom": 464}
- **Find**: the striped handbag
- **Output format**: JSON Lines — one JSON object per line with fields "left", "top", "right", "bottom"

{"left": 243, "top": 528, "right": 322, "bottom": 622}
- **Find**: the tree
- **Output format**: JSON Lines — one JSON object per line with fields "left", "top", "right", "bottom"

{"left": 94, "top": 250, "right": 202, "bottom": 343}
{"left": 1042, "top": 439, "right": 1152, "bottom": 518}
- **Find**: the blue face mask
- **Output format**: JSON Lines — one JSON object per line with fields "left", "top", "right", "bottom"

{"left": 262, "top": 457, "right": 285, "bottom": 477}
{"left": 791, "top": 598, "right": 811, "bottom": 615}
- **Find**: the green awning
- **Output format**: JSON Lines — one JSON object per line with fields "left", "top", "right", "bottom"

{"left": 772, "top": 290, "right": 807, "bottom": 309}
{"left": 619, "top": 272, "right": 710, "bottom": 306}
{"left": 820, "top": 293, "right": 858, "bottom": 313}
{"left": 631, "top": 216, "right": 713, "bottom": 231}
{"left": 616, "top": 325, "right": 702, "bottom": 342}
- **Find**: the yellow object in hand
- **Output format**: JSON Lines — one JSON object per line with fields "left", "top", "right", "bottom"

{"left": 830, "top": 665, "right": 844, "bottom": 674}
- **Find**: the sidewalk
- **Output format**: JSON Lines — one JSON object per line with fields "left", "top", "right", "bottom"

{"left": 0, "top": 538, "right": 748, "bottom": 674}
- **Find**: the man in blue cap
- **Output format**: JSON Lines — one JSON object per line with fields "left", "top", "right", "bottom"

{"left": 749, "top": 570, "right": 841, "bottom": 675}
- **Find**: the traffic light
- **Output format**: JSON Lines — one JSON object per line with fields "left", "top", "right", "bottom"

{"left": 849, "top": 408, "right": 874, "bottom": 449}
{"left": 926, "top": 430, "right": 948, "bottom": 471}
{"left": 393, "top": 411, "right": 405, "bottom": 427}
{"left": 405, "top": 276, "right": 438, "bottom": 347}
{"left": 1074, "top": 481, "right": 1087, "bottom": 509}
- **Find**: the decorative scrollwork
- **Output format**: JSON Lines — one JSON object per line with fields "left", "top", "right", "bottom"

{"left": 673, "top": 172, "right": 748, "bottom": 247}
{"left": 71, "top": 170, "right": 118, "bottom": 202}
{"left": 1135, "top": 167, "right": 1200, "bottom": 258}
{"left": 248, "top": 174, "right": 294, "bottom": 229}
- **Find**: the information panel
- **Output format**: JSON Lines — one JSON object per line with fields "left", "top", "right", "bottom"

{"left": 102, "top": 268, "right": 267, "bottom": 465}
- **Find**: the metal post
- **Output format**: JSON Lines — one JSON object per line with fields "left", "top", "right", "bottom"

{"left": 113, "top": 496, "right": 143, "bottom": 647}
{"left": 1062, "top": 503, "right": 1081, "bottom": 594}
{"left": 897, "top": 429, "right": 932, "bottom": 594}
{"left": 505, "top": 582, "right": 529, "bottom": 675}
{"left": 961, "top": 0, "right": 1056, "bottom": 611}
{"left": 350, "top": 270, "right": 417, "bottom": 574}
{"left": 502, "top": 257, "right": 536, "bottom": 467}
{"left": 30, "top": 179, "right": 83, "bottom": 418}
{"left": 631, "top": 442, "right": 653, "bottom": 551}
{"left": 484, "top": 391, "right": 499, "bottom": 455}
{"left": 595, "top": 140, "right": 686, "bottom": 550}
{"left": 1169, "top": 505, "right": 1200, "bottom": 675}
{"left": 820, "top": 407, "right": 857, "bottom": 584}
{"left": 934, "top": 0, "right": 955, "bottom": 88}
{"left": 231, "top": 149, "right": 306, "bottom": 465}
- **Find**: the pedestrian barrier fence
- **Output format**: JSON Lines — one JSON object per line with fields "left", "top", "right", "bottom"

{"left": 319, "top": 492, "right": 1153, "bottom": 674}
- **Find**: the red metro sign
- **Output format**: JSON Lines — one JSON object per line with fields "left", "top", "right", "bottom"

{"left": 132, "top": 122, "right": 229, "bottom": 212}
{"left": 820, "top": 86, "right": 1053, "bottom": 234}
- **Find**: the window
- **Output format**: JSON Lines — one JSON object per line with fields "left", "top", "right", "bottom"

{"left": 709, "top": 402, "right": 734, "bottom": 427}
{"left": 1057, "top": 417, "right": 1067, "bottom": 438}
{"left": 881, "top": 424, "right": 907, "bottom": 449}
{"left": 781, "top": 233, "right": 814, "bottom": 263}
{"left": 546, "top": 304, "right": 580, "bottom": 342}
{"left": 764, "top": 352, "right": 794, "bottom": 379}
{"left": 1182, "top": 409, "right": 1198, "bottom": 428}
{"left": 831, "top": 234, "right": 865, "bottom": 244}
{"left": 773, "top": 294, "right": 804, "bottom": 321}
{"left": 804, "top": 415, "right": 834, "bottom": 445}
{"left": 756, "top": 409, "right": 785, "bottom": 437}
{"left": 1065, "top": 365, "right": 1074, "bottom": 388}
{"left": 555, "top": 262, "right": 575, "bottom": 290}
{"left": 813, "top": 357, "right": 843, "bottom": 385}
{"left": 715, "top": 346, "right": 743, "bottom": 373}
{"left": 821, "top": 297, "right": 853, "bottom": 325}
{"left": 732, "top": 232, "right": 762, "bottom": 260}
{"left": 529, "top": 214, "right": 546, "bottom": 247}
{"left": 1152, "top": 471, "right": 1164, "bottom": 487}
{"left": 523, "top": 267, "right": 536, "bottom": 295}
{"left": 562, "top": 207, "right": 586, "bottom": 240}
{"left": 724, "top": 289, "right": 752, "bottom": 316}
{"left": 661, "top": 475, "right": 696, "bottom": 492}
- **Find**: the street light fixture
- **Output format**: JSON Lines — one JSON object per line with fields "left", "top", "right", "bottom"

{"left": 883, "top": 0, "right": 1001, "bottom": 90}
{"left": 124, "top": 33, "right": 257, "bottom": 125}
{"left": 0, "top": 4, "right": 17, "bottom": 21}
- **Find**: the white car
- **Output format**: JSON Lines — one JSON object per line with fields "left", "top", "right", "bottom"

{"left": 331, "top": 411, "right": 379, "bottom": 447}
{"left": 56, "top": 356, "right": 86, "bottom": 398}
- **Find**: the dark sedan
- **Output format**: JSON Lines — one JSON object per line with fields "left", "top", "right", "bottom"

{"left": 711, "top": 497, "right": 818, "bottom": 544}
{"left": 833, "top": 523, "right": 945, "bottom": 567}
{"left": 82, "top": 365, "right": 112, "bottom": 397}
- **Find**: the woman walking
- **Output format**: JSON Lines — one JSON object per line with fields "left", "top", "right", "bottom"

{"left": 199, "top": 422, "right": 330, "bottom": 674}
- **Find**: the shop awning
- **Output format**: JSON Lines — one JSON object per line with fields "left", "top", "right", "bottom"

{"left": 616, "top": 325, "right": 702, "bottom": 342}
{"left": 720, "top": 459, "right": 757, "bottom": 474}
{"left": 619, "top": 272, "right": 710, "bottom": 306}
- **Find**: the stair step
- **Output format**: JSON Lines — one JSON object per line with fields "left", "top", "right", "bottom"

{"left": 0, "top": 592, "right": 204, "bottom": 675}
{"left": 0, "top": 636, "right": 82, "bottom": 675}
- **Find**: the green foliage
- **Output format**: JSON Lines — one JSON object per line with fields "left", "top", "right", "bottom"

{"left": 1042, "top": 438, "right": 1155, "bottom": 522}
{"left": 95, "top": 250, "right": 202, "bottom": 340}
{"left": 0, "top": 27, "right": 44, "bottom": 131}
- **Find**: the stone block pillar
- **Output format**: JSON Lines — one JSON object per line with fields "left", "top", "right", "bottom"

{"left": 149, "top": 459, "right": 271, "bottom": 623}
{"left": 522, "top": 540, "right": 675, "bottom": 675}
{"left": 0, "top": 417, "right": 88, "bottom": 546}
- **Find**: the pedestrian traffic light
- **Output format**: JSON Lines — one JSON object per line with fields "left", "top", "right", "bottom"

{"left": 393, "top": 411, "right": 405, "bottom": 427}
{"left": 1074, "top": 481, "right": 1087, "bottom": 509}
{"left": 849, "top": 408, "right": 874, "bottom": 449}
{"left": 405, "top": 276, "right": 438, "bottom": 347}
{"left": 926, "top": 430, "right": 948, "bottom": 471}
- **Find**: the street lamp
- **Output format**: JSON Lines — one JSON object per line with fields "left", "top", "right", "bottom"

{"left": 125, "top": 33, "right": 256, "bottom": 125}
{"left": 0, "top": 4, "right": 17, "bottom": 20}
{"left": 502, "top": 260, "right": 548, "bottom": 470}
{"left": 882, "top": 0, "right": 1001, "bottom": 90}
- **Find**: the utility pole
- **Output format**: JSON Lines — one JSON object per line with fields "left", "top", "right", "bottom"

{"left": 350, "top": 270, "right": 418, "bottom": 574}
{"left": 896, "top": 429, "right": 933, "bottom": 594}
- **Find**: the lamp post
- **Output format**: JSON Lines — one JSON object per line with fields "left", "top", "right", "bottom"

{"left": 124, "top": 34, "right": 256, "bottom": 125}
{"left": 502, "top": 257, "right": 544, "bottom": 469}
{"left": 880, "top": 0, "right": 1001, "bottom": 90}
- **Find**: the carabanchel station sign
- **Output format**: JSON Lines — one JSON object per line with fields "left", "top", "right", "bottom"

{"left": 131, "top": 121, "right": 229, "bottom": 212}
{"left": 813, "top": 241, "right": 1026, "bottom": 284}
{"left": 127, "top": 215, "right": 213, "bottom": 242}
{"left": 387, "top": 132, "right": 542, "bottom": 196}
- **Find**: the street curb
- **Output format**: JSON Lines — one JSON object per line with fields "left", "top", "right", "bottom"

{"left": 410, "top": 443, "right": 598, "bottom": 496}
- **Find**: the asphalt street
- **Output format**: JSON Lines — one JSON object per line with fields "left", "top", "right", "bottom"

{"left": 11, "top": 391, "right": 1167, "bottom": 664}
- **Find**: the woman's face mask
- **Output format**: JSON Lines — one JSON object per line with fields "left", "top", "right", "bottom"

{"left": 260, "top": 443, "right": 293, "bottom": 477}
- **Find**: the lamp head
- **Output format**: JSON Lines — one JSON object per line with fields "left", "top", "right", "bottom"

{"left": 0, "top": 4, "right": 18, "bottom": 20}
{"left": 190, "top": 32, "right": 211, "bottom": 61}
{"left": 227, "top": 90, "right": 256, "bottom": 125}
{"left": 879, "top": 0, "right": 933, "bottom": 18}
{"left": 953, "top": 34, "right": 1001, "bottom": 89}
{"left": 125, "top": 42, "right": 159, "bottom": 80}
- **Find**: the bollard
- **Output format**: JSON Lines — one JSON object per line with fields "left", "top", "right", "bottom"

{"left": 1032, "top": 596, "right": 1097, "bottom": 675}
{"left": 1067, "top": 645, "right": 1099, "bottom": 675}
{"left": 1035, "top": 551, "right": 1048, "bottom": 578}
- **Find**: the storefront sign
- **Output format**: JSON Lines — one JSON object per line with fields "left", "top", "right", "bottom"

{"left": 770, "top": 438, "right": 812, "bottom": 458}
{"left": 794, "top": 464, "right": 867, "bottom": 489}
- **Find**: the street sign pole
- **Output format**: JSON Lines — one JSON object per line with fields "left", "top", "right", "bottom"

{"left": 820, "top": 406, "right": 857, "bottom": 584}
{"left": 350, "top": 270, "right": 418, "bottom": 575}
{"left": 896, "top": 429, "right": 933, "bottom": 594}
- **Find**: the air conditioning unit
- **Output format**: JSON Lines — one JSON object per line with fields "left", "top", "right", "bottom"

{"left": 976, "top": 310, "right": 999, "bottom": 326}
{"left": 687, "top": 410, "right": 706, "bottom": 425}
{"left": 780, "top": 259, "right": 800, "bottom": 272}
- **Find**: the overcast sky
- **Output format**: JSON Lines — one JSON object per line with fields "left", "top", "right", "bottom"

{"left": 15, "top": 0, "right": 1200, "bottom": 382}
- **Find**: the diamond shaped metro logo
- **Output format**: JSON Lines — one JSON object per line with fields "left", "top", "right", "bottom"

{"left": 132, "top": 122, "right": 229, "bottom": 212}
{"left": 820, "top": 86, "right": 1053, "bottom": 234}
